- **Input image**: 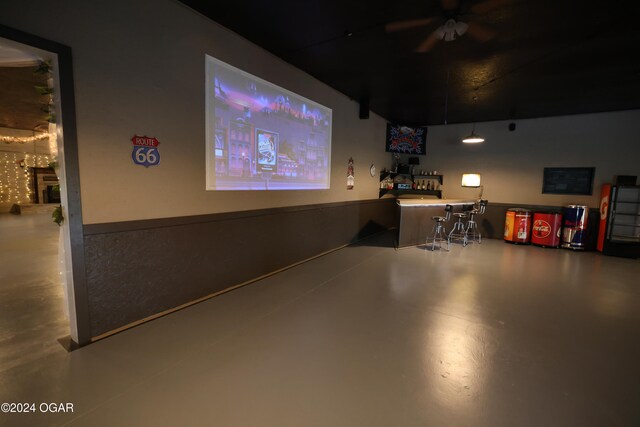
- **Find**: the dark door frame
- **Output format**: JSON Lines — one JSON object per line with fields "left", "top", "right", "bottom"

{"left": 0, "top": 24, "right": 91, "bottom": 346}
{"left": 31, "top": 167, "right": 59, "bottom": 204}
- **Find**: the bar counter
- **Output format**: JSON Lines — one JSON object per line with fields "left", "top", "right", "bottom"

{"left": 396, "top": 198, "right": 478, "bottom": 247}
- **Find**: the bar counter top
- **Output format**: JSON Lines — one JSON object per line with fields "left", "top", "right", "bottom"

{"left": 396, "top": 198, "right": 477, "bottom": 207}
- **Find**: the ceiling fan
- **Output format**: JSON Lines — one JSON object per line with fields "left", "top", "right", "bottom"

{"left": 385, "top": 0, "right": 510, "bottom": 53}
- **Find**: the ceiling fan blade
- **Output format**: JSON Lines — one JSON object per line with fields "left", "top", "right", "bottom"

{"left": 385, "top": 18, "right": 435, "bottom": 33}
{"left": 441, "top": 0, "right": 460, "bottom": 11}
{"left": 470, "top": 0, "right": 512, "bottom": 14}
{"left": 465, "top": 22, "right": 496, "bottom": 42}
{"left": 415, "top": 31, "right": 441, "bottom": 53}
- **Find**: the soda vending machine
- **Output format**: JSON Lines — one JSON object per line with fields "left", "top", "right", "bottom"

{"left": 504, "top": 208, "right": 532, "bottom": 244}
{"left": 531, "top": 212, "right": 563, "bottom": 248}
{"left": 597, "top": 184, "right": 640, "bottom": 258}
{"left": 561, "top": 205, "right": 589, "bottom": 250}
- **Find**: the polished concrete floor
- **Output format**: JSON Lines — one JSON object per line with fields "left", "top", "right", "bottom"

{"left": 1, "top": 228, "right": 639, "bottom": 426}
{"left": 0, "top": 212, "right": 69, "bottom": 374}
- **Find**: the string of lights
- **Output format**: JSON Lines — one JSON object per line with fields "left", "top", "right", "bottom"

{"left": 0, "top": 151, "right": 51, "bottom": 204}
{"left": 0, "top": 133, "right": 50, "bottom": 144}
{"left": 1, "top": 59, "right": 57, "bottom": 205}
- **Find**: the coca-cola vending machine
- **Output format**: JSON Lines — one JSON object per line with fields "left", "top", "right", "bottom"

{"left": 531, "top": 212, "right": 563, "bottom": 248}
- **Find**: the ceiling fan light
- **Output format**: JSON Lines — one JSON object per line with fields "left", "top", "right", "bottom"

{"left": 441, "top": 19, "right": 459, "bottom": 41}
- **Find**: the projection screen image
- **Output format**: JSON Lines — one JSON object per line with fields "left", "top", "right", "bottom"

{"left": 206, "top": 55, "right": 332, "bottom": 190}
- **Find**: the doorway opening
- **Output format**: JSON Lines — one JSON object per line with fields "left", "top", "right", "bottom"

{"left": 0, "top": 29, "right": 86, "bottom": 369}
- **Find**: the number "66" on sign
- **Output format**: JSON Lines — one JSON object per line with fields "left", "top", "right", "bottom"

{"left": 132, "top": 146, "right": 160, "bottom": 167}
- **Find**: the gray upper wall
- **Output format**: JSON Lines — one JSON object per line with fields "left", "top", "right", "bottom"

{"left": 2, "top": 0, "right": 639, "bottom": 223}
{"left": 1, "top": 0, "right": 390, "bottom": 224}
{"left": 416, "top": 112, "right": 640, "bottom": 208}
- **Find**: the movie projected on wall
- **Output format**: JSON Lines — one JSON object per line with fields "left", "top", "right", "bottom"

{"left": 205, "top": 55, "right": 332, "bottom": 190}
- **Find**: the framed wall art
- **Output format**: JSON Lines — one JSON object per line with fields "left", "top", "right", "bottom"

{"left": 385, "top": 124, "right": 427, "bottom": 155}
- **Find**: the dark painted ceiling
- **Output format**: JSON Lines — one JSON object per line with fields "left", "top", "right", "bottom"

{"left": 180, "top": 0, "right": 640, "bottom": 125}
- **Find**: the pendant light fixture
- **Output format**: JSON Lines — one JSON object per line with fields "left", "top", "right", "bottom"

{"left": 462, "top": 123, "right": 484, "bottom": 144}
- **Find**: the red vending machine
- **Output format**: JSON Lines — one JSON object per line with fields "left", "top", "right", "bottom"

{"left": 597, "top": 184, "right": 611, "bottom": 252}
{"left": 504, "top": 209, "right": 532, "bottom": 244}
{"left": 531, "top": 212, "right": 563, "bottom": 248}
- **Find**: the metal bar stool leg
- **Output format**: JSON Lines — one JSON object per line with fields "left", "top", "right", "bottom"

{"left": 465, "top": 219, "right": 480, "bottom": 244}
{"left": 440, "top": 223, "right": 450, "bottom": 251}
{"left": 428, "top": 204, "right": 452, "bottom": 251}
{"left": 465, "top": 200, "right": 487, "bottom": 245}
{"left": 436, "top": 222, "right": 449, "bottom": 251}
{"left": 448, "top": 212, "right": 469, "bottom": 246}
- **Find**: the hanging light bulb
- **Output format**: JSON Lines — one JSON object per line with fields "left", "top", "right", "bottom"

{"left": 462, "top": 123, "right": 485, "bottom": 144}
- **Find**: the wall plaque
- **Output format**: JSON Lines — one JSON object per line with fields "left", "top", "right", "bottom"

{"left": 131, "top": 135, "right": 160, "bottom": 167}
{"left": 542, "top": 167, "right": 595, "bottom": 195}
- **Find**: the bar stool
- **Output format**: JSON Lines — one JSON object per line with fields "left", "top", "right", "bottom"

{"left": 448, "top": 204, "right": 474, "bottom": 246}
{"left": 465, "top": 199, "right": 488, "bottom": 244}
{"left": 428, "top": 204, "right": 452, "bottom": 251}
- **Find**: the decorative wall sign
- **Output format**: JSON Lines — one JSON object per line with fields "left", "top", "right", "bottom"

{"left": 347, "top": 157, "right": 354, "bottom": 190}
{"left": 131, "top": 135, "right": 160, "bottom": 167}
{"left": 386, "top": 124, "right": 427, "bottom": 154}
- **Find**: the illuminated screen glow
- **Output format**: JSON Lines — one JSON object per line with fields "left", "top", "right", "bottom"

{"left": 205, "top": 55, "right": 332, "bottom": 190}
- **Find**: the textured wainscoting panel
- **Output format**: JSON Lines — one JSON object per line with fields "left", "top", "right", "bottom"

{"left": 83, "top": 199, "right": 397, "bottom": 337}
